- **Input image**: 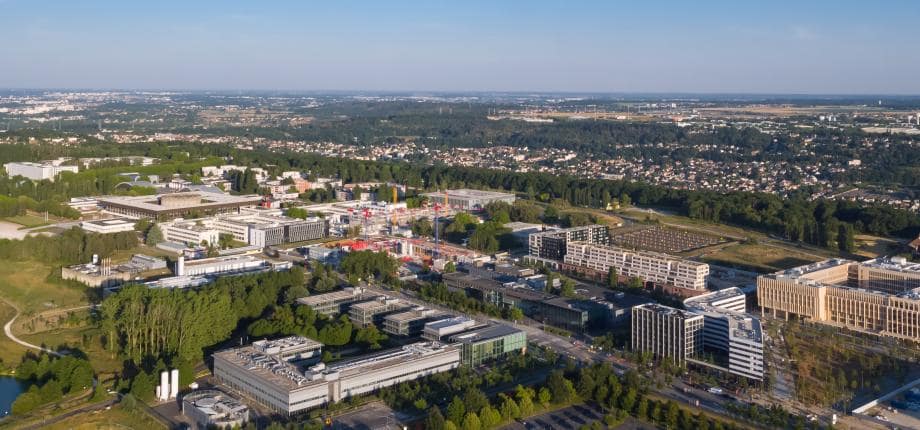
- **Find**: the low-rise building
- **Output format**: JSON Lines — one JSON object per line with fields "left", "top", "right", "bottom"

{"left": 382, "top": 307, "right": 442, "bottom": 337}
{"left": 422, "top": 189, "right": 516, "bottom": 212}
{"left": 422, "top": 317, "right": 479, "bottom": 341}
{"left": 80, "top": 218, "right": 136, "bottom": 234}
{"left": 213, "top": 340, "right": 460, "bottom": 415}
{"left": 181, "top": 390, "right": 249, "bottom": 430}
{"left": 449, "top": 324, "right": 527, "bottom": 366}
{"left": 4, "top": 161, "right": 78, "bottom": 182}
{"left": 297, "top": 287, "right": 368, "bottom": 317}
{"left": 348, "top": 296, "right": 409, "bottom": 327}
{"left": 161, "top": 220, "right": 220, "bottom": 246}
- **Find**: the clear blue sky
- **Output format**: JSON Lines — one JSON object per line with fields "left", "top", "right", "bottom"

{"left": 1, "top": 0, "right": 918, "bottom": 94}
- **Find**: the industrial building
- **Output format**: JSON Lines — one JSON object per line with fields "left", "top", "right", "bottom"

{"left": 177, "top": 255, "right": 290, "bottom": 277}
{"left": 527, "top": 225, "right": 610, "bottom": 262}
{"left": 448, "top": 324, "right": 527, "bottom": 366}
{"left": 757, "top": 257, "right": 920, "bottom": 343}
{"left": 563, "top": 241, "right": 710, "bottom": 291}
{"left": 214, "top": 340, "right": 460, "bottom": 415}
{"left": 62, "top": 254, "right": 167, "bottom": 287}
{"left": 79, "top": 218, "right": 136, "bottom": 234}
{"left": 422, "top": 189, "right": 516, "bottom": 212}
{"left": 98, "top": 192, "right": 262, "bottom": 221}
{"left": 181, "top": 390, "right": 250, "bottom": 429}
{"left": 3, "top": 161, "right": 78, "bottom": 181}
{"left": 382, "top": 307, "right": 442, "bottom": 337}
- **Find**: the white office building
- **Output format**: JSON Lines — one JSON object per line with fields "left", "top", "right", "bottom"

{"left": 214, "top": 340, "right": 459, "bottom": 415}
{"left": 161, "top": 220, "right": 221, "bottom": 247}
{"left": 684, "top": 288, "right": 764, "bottom": 381}
{"left": 80, "top": 218, "right": 136, "bottom": 234}
{"left": 4, "top": 161, "right": 78, "bottom": 182}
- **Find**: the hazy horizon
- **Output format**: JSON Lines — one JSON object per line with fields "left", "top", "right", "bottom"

{"left": 2, "top": 0, "right": 919, "bottom": 94}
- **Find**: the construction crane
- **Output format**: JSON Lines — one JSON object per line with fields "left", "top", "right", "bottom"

{"left": 362, "top": 207, "right": 372, "bottom": 243}
{"left": 432, "top": 201, "right": 441, "bottom": 261}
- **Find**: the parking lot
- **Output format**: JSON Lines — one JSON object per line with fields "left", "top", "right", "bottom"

{"left": 502, "top": 403, "right": 655, "bottom": 430}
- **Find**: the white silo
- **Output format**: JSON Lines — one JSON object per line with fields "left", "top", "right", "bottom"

{"left": 169, "top": 369, "right": 179, "bottom": 399}
{"left": 176, "top": 255, "right": 185, "bottom": 276}
{"left": 159, "top": 370, "right": 170, "bottom": 401}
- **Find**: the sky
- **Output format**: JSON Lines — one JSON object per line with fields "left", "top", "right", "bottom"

{"left": 1, "top": 0, "right": 918, "bottom": 94}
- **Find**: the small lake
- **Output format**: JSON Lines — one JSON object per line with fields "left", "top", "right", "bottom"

{"left": 0, "top": 376, "right": 23, "bottom": 419}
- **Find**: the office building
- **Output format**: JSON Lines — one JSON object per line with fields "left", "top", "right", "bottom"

{"left": 296, "top": 287, "right": 369, "bottom": 316}
{"left": 214, "top": 341, "right": 460, "bottom": 415}
{"left": 161, "top": 220, "right": 220, "bottom": 247}
{"left": 563, "top": 241, "right": 709, "bottom": 291}
{"left": 449, "top": 324, "right": 527, "bottom": 366}
{"left": 99, "top": 192, "right": 262, "bottom": 221}
{"left": 757, "top": 258, "right": 920, "bottom": 343}
{"left": 348, "top": 296, "right": 409, "bottom": 327}
{"left": 422, "top": 189, "right": 516, "bottom": 212}
{"left": 631, "top": 304, "right": 704, "bottom": 366}
{"left": 181, "top": 390, "right": 249, "bottom": 429}
{"left": 177, "top": 255, "right": 286, "bottom": 277}
{"left": 382, "top": 307, "right": 442, "bottom": 337}
{"left": 4, "top": 161, "right": 78, "bottom": 182}
{"left": 422, "top": 317, "right": 479, "bottom": 341}
{"left": 528, "top": 225, "right": 609, "bottom": 262}
{"left": 684, "top": 288, "right": 764, "bottom": 381}
{"left": 80, "top": 218, "right": 136, "bottom": 234}
{"left": 212, "top": 213, "right": 327, "bottom": 247}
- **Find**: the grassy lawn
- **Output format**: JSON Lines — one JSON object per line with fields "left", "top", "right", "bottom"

{"left": 2, "top": 214, "right": 51, "bottom": 229}
{"left": 19, "top": 325, "right": 123, "bottom": 376}
{"left": 699, "top": 243, "right": 826, "bottom": 273}
{"left": 853, "top": 234, "right": 902, "bottom": 259}
{"left": 42, "top": 404, "right": 166, "bottom": 430}
{"left": 0, "top": 261, "right": 89, "bottom": 313}
{"left": 0, "top": 300, "right": 28, "bottom": 370}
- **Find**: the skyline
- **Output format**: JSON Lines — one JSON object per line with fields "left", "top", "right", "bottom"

{"left": 1, "top": 1, "right": 919, "bottom": 94}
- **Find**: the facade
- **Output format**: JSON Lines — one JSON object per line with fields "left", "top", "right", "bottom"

{"left": 422, "top": 317, "right": 479, "bottom": 341}
{"left": 80, "top": 218, "right": 136, "bottom": 234}
{"left": 178, "top": 255, "right": 279, "bottom": 277}
{"left": 528, "top": 225, "right": 609, "bottom": 261}
{"left": 631, "top": 304, "right": 704, "bottom": 366}
{"left": 99, "top": 192, "right": 262, "bottom": 221}
{"left": 448, "top": 324, "right": 527, "bottom": 366}
{"left": 213, "top": 213, "right": 327, "bottom": 247}
{"left": 564, "top": 241, "right": 710, "bottom": 291}
{"left": 382, "top": 307, "right": 442, "bottom": 337}
{"left": 684, "top": 288, "right": 764, "bottom": 381}
{"left": 214, "top": 341, "right": 460, "bottom": 415}
{"left": 757, "top": 258, "right": 920, "bottom": 343}
{"left": 348, "top": 296, "right": 408, "bottom": 327}
{"left": 296, "top": 287, "right": 369, "bottom": 316}
{"left": 422, "top": 189, "right": 516, "bottom": 212}
{"left": 161, "top": 220, "right": 220, "bottom": 246}
{"left": 181, "top": 390, "right": 249, "bottom": 429}
{"left": 4, "top": 161, "right": 78, "bottom": 182}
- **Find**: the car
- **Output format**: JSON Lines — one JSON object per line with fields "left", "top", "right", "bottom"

{"left": 708, "top": 387, "right": 723, "bottom": 395}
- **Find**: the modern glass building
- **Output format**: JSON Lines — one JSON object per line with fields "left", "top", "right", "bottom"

{"left": 449, "top": 324, "right": 527, "bottom": 366}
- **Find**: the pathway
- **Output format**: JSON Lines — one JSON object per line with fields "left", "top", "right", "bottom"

{"left": 0, "top": 299, "right": 93, "bottom": 357}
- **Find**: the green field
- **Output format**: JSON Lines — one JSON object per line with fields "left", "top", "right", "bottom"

{"left": 2, "top": 214, "right": 51, "bottom": 229}
{"left": 700, "top": 243, "right": 826, "bottom": 273}
{"left": 0, "top": 261, "right": 89, "bottom": 313}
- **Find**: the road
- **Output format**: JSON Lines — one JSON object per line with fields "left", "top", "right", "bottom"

{"left": 0, "top": 298, "right": 66, "bottom": 357}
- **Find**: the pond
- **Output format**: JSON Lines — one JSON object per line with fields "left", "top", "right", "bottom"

{"left": 0, "top": 376, "right": 23, "bottom": 419}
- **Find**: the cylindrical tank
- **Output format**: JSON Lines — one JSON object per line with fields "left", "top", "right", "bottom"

{"left": 170, "top": 369, "right": 179, "bottom": 398}
{"left": 177, "top": 255, "right": 185, "bottom": 276}
{"left": 159, "top": 371, "right": 170, "bottom": 401}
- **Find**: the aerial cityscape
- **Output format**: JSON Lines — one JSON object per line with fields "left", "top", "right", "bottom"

{"left": 1, "top": 1, "right": 920, "bottom": 430}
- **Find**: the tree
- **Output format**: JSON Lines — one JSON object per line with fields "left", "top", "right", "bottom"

{"left": 838, "top": 224, "right": 855, "bottom": 253}
{"left": 443, "top": 261, "right": 457, "bottom": 273}
{"left": 547, "top": 370, "right": 576, "bottom": 404}
{"left": 461, "top": 412, "right": 482, "bottom": 430}
{"left": 665, "top": 401, "right": 680, "bottom": 429}
{"left": 447, "top": 396, "right": 466, "bottom": 425}
{"left": 479, "top": 405, "right": 502, "bottom": 429}
{"left": 145, "top": 224, "right": 164, "bottom": 245}
{"left": 538, "top": 387, "right": 552, "bottom": 407}
{"left": 627, "top": 276, "right": 644, "bottom": 290}
{"left": 560, "top": 278, "right": 576, "bottom": 298}
{"left": 427, "top": 407, "right": 446, "bottom": 430}
{"left": 509, "top": 307, "right": 524, "bottom": 322}
{"left": 607, "top": 267, "right": 618, "bottom": 288}
{"left": 463, "top": 387, "right": 489, "bottom": 415}
{"left": 499, "top": 395, "right": 521, "bottom": 420}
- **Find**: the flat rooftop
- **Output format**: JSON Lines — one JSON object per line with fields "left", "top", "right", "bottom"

{"left": 449, "top": 324, "right": 522, "bottom": 344}
{"left": 297, "top": 288, "right": 366, "bottom": 307}
{"left": 385, "top": 308, "right": 439, "bottom": 323}
{"left": 771, "top": 258, "right": 855, "bottom": 280}
{"left": 99, "top": 192, "right": 261, "bottom": 212}
{"left": 862, "top": 257, "right": 920, "bottom": 274}
{"left": 684, "top": 287, "right": 745, "bottom": 308}
{"left": 82, "top": 218, "right": 135, "bottom": 227}
{"left": 422, "top": 189, "right": 515, "bottom": 199}
{"left": 637, "top": 303, "right": 703, "bottom": 320}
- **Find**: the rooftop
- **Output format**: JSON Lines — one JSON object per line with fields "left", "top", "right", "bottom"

{"left": 449, "top": 324, "right": 522, "bottom": 344}
{"left": 421, "top": 189, "right": 515, "bottom": 199}
{"left": 99, "top": 192, "right": 261, "bottom": 212}
{"left": 297, "top": 287, "right": 367, "bottom": 307}
{"left": 861, "top": 256, "right": 920, "bottom": 274}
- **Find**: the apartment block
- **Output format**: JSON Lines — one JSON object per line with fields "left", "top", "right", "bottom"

{"left": 564, "top": 241, "right": 709, "bottom": 291}
{"left": 528, "top": 224, "right": 609, "bottom": 261}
